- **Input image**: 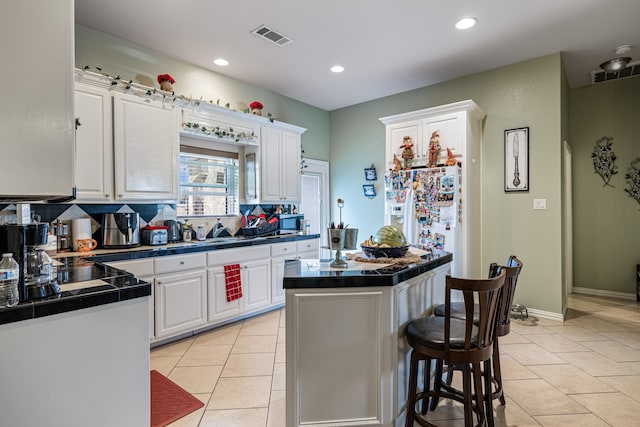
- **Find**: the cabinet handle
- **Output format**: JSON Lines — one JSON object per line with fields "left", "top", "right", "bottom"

{"left": 105, "top": 194, "right": 110, "bottom": 198}
{"left": 157, "top": 281, "right": 162, "bottom": 285}
{"left": 118, "top": 194, "right": 123, "bottom": 198}
{"left": 180, "top": 261, "right": 185, "bottom": 265}
{"left": 283, "top": 248, "right": 288, "bottom": 251}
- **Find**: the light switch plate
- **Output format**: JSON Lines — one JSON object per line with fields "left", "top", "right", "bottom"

{"left": 533, "top": 199, "right": 547, "bottom": 210}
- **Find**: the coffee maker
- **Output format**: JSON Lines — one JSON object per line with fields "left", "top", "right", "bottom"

{"left": 0, "top": 223, "right": 61, "bottom": 302}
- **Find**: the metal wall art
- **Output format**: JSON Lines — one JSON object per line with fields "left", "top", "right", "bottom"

{"left": 504, "top": 127, "right": 529, "bottom": 192}
{"left": 591, "top": 136, "right": 618, "bottom": 187}
{"left": 624, "top": 158, "right": 640, "bottom": 207}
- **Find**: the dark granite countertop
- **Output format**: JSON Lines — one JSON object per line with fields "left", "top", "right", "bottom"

{"left": 283, "top": 250, "right": 452, "bottom": 288}
{"left": 0, "top": 233, "right": 320, "bottom": 326}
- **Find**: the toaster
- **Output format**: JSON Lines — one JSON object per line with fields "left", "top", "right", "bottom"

{"left": 141, "top": 226, "right": 168, "bottom": 246}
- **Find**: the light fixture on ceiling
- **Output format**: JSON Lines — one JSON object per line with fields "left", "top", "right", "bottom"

{"left": 330, "top": 65, "right": 345, "bottom": 73}
{"left": 455, "top": 17, "right": 477, "bottom": 30}
{"left": 600, "top": 45, "right": 632, "bottom": 72}
{"left": 213, "top": 58, "right": 229, "bottom": 66}
{"left": 600, "top": 57, "right": 631, "bottom": 72}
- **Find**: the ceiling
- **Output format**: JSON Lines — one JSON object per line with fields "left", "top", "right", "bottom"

{"left": 75, "top": 0, "right": 640, "bottom": 111}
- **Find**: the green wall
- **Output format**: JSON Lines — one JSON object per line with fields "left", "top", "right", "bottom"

{"left": 75, "top": 25, "right": 330, "bottom": 162}
{"left": 570, "top": 77, "right": 640, "bottom": 295}
{"left": 330, "top": 54, "right": 566, "bottom": 315}
{"left": 78, "top": 23, "right": 638, "bottom": 313}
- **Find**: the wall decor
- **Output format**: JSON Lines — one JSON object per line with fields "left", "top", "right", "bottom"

{"left": 363, "top": 184, "right": 376, "bottom": 198}
{"left": 591, "top": 136, "right": 618, "bottom": 187}
{"left": 364, "top": 166, "right": 377, "bottom": 181}
{"left": 504, "top": 127, "right": 529, "bottom": 192}
{"left": 624, "top": 158, "right": 640, "bottom": 207}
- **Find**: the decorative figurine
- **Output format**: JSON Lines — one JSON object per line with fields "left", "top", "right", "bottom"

{"left": 250, "top": 101, "right": 264, "bottom": 116}
{"left": 157, "top": 74, "right": 175, "bottom": 92}
{"left": 428, "top": 131, "right": 441, "bottom": 167}
{"left": 446, "top": 147, "right": 457, "bottom": 166}
{"left": 393, "top": 154, "right": 402, "bottom": 175}
{"left": 399, "top": 136, "right": 415, "bottom": 169}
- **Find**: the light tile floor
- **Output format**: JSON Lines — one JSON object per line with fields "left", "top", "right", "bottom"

{"left": 151, "top": 294, "right": 640, "bottom": 427}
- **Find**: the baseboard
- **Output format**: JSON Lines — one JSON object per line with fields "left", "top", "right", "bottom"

{"left": 571, "top": 287, "right": 637, "bottom": 301}
{"left": 525, "top": 307, "right": 565, "bottom": 322}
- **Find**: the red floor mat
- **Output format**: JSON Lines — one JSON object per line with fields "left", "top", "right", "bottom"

{"left": 150, "top": 370, "right": 204, "bottom": 427}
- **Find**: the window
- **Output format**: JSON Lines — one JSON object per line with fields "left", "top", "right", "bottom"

{"left": 177, "top": 146, "right": 239, "bottom": 216}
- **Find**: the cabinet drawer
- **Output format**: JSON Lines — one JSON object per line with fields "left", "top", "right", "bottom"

{"left": 296, "top": 239, "right": 319, "bottom": 254}
{"left": 271, "top": 242, "right": 296, "bottom": 257}
{"left": 106, "top": 259, "right": 154, "bottom": 277}
{"left": 207, "top": 245, "right": 270, "bottom": 266}
{"left": 154, "top": 253, "right": 206, "bottom": 274}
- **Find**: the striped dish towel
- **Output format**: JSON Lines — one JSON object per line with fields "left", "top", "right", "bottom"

{"left": 224, "top": 264, "right": 242, "bottom": 302}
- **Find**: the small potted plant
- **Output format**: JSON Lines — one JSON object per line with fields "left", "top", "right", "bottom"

{"left": 249, "top": 101, "right": 263, "bottom": 116}
{"left": 157, "top": 74, "right": 175, "bottom": 92}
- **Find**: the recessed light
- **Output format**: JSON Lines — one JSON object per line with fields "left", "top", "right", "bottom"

{"left": 330, "top": 65, "right": 344, "bottom": 73}
{"left": 214, "top": 58, "right": 229, "bottom": 66}
{"left": 455, "top": 17, "right": 477, "bottom": 30}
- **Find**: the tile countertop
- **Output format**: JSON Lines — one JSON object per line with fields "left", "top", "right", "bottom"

{"left": 0, "top": 233, "right": 320, "bottom": 326}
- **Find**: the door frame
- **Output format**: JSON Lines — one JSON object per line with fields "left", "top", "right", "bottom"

{"left": 302, "top": 159, "right": 330, "bottom": 250}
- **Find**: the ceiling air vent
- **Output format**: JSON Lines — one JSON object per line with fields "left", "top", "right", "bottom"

{"left": 251, "top": 25, "right": 293, "bottom": 47}
{"left": 591, "top": 60, "right": 640, "bottom": 83}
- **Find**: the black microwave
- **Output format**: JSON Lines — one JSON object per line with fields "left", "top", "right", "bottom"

{"left": 277, "top": 214, "right": 304, "bottom": 232}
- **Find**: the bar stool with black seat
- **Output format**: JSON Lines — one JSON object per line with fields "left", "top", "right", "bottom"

{"left": 404, "top": 269, "right": 506, "bottom": 427}
{"left": 430, "top": 256, "right": 523, "bottom": 424}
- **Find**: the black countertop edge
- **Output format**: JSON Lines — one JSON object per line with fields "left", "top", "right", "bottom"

{"left": 88, "top": 233, "right": 321, "bottom": 263}
{"left": 0, "top": 257, "right": 151, "bottom": 326}
{"left": 283, "top": 251, "right": 452, "bottom": 289}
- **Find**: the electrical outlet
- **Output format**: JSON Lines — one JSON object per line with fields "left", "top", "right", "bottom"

{"left": 533, "top": 199, "right": 547, "bottom": 210}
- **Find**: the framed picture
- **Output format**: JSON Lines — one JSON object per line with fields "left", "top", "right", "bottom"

{"left": 504, "top": 127, "right": 529, "bottom": 192}
{"left": 364, "top": 167, "right": 377, "bottom": 181}
{"left": 363, "top": 184, "right": 376, "bottom": 198}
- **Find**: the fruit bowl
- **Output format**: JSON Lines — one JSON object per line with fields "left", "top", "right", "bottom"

{"left": 361, "top": 244, "right": 410, "bottom": 258}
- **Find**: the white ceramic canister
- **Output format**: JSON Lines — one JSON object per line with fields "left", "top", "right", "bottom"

{"left": 71, "top": 218, "right": 92, "bottom": 251}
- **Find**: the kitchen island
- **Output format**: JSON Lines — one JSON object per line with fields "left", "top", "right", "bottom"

{"left": 284, "top": 250, "right": 452, "bottom": 427}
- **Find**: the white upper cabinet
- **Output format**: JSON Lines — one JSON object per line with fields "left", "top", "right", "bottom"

{"left": 74, "top": 82, "right": 113, "bottom": 201}
{"left": 113, "top": 92, "right": 179, "bottom": 201}
{"left": 260, "top": 127, "right": 303, "bottom": 203}
{"left": 0, "top": 0, "right": 75, "bottom": 201}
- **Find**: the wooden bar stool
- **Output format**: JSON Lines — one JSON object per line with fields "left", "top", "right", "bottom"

{"left": 404, "top": 270, "right": 506, "bottom": 427}
{"left": 430, "top": 256, "right": 523, "bottom": 425}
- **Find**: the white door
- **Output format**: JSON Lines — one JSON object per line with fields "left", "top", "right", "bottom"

{"left": 299, "top": 159, "right": 330, "bottom": 257}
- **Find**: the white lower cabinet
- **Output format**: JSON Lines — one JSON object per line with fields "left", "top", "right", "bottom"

{"left": 207, "top": 245, "right": 271, "bottom": 322}
{"left": 106, "top": 239, "right": 319, "bottom": 342}
{"left": 154, "top": 253, "right": 207, "bottom": 339}
{"left": 155, "top": 269, "right": 207, "bottom": 338}
{"left": 271, "top": 242, "right": 297, "bottom": 305}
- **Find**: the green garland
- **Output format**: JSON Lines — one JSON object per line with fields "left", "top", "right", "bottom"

{"left": 79, "top": 65, "right": 276, "bottom": 122}
{"left": 182, "top": 122, "right": 256, "bottom": 143}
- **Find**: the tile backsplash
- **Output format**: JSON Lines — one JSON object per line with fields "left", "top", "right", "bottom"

{"left": 0, "top": 202, "right": 298, "bottom": 245}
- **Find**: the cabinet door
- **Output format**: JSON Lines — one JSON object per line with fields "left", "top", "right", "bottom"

{"left": 271, "top": 256, "right": 287, "bottom": 305}
{"left": 423, "top": 114, "right": 461, "bottom": 167}
{"left": 260, "top": 127, "right": 283, "bottom": 202}
{"left": 281, "top": 131, "right": 301, "bottom": 201}
{"left": 74, "top": 83, "right": 113, "bottom": 201}
{"left": 387, "top": 120, "right": 422, "bottom": 168}
{"left": 155, "top": 269, "right": 207, "bottom": 338}
{"left": 113, "top": 93, "right": 179, "bottom": 201}
{"left": 243, "top": 258, "right": 272, "bottom": 313}
{"left": 207, "top": 266, "right": 243, "bottom": 323}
